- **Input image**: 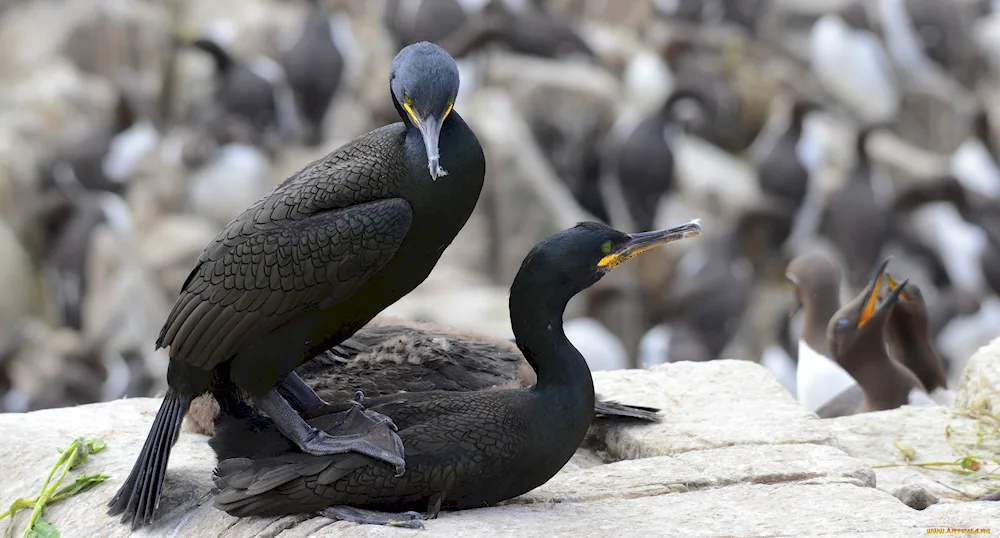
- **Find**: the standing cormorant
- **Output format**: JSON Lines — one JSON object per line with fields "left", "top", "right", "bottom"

{"left": 209, "top": 220, "right": 701, "bottom": 528}
{"left": 280, "top": 0, "right": 345, "bottom": 146}
{"left": 107, "top": 42, "right": 486, "bottom": 529}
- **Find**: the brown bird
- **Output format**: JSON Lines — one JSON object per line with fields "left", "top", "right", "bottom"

{"left": 822, "top": 261, "right": 934, "bottom": 416}
{"left": 786, "top": 252, "right": 858, "bottom": 416}
{"left": 882, "top": 278, "right": 954, "bottom": 405}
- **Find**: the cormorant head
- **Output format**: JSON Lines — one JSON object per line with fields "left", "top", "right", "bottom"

{"left": 828, "top": 258, "right": 907, "bottom": 362}
{"left": 390, "top": 42, "right": 461, "bottom": 181}
{"left": 514, "top": 220, "right": 702, "bottom": 300}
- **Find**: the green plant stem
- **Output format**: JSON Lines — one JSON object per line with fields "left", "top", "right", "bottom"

{"left": 22, "top": 440, "right": 81, "bottom": 538}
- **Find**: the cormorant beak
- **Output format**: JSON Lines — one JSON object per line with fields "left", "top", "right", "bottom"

{"left": 404, "top": 103, "right": 450, "bottom": 180}
{"left": 598, "top": 220, "right": 702, "bottom": 271}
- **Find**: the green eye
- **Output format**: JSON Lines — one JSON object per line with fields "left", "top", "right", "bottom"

{"left": 601, "top": 241, "right": 613, "bottom": 255}
{"left": 404, "top": 94, "right": 413, "bottom": 105}
{"left": 446, "top": 95, "right": 455, "bottom": 106}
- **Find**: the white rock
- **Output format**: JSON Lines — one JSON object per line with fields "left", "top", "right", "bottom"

{"left": 956, "top": 336, "right": 1000, "bottom": 414}
{"left": 0, "top": 364, "right": 995, "bottom": 537}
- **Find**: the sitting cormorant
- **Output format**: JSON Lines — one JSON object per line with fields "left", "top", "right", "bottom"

{"left": 209, "top": 220, "right": 702, "bottom": 528}
{"left": 107, "top": 42, "right": 486, "bottom": 529}
{"left": 184, "top": 316, "right": 660, "bottom": 436}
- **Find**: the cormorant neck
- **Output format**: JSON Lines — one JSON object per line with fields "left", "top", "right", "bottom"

{"left": 509, "top": 283, "right": 594, "bottom": 394}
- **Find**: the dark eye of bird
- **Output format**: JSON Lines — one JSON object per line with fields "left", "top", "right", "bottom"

{"left": 601, "top": 241, "right": 613, "bottom": 255}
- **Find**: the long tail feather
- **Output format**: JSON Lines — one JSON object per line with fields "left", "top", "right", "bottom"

{"left": 107, "top": 390, "right": 192, "bottom": 529}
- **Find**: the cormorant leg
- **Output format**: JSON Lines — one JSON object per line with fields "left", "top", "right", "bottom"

{"left": 318, "top": 506, "right": 424, "bottom": 529}
{"left": 275, "top": 371, "right": 329, "bottom": 415}
{"left": 254, "top": 389, "right": 406, "bottom": 475}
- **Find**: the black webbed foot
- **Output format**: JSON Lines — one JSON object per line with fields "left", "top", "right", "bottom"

{"left": 275, "top": 371, "right": 330, "bottom": 415}
{"left": 318, "top": 506, "right": 425, "bottom": 529}
{"left": 254, "top": 389, "right": 406, "bottom": 475}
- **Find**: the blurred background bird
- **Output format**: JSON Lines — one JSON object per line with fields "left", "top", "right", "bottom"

{"left": 1, "top": 0, "right": 998, "bottom": 417}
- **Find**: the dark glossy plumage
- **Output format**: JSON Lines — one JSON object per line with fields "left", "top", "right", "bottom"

{"left": 108, "top": 42, "right": 485, "bottom": 529}
{"left": 186, "top": 317, "right": 659, "bottom": 435}
{"left": 208, "top": 221, "right": 700, "bottom": 524}
{"left": 280, "top": 0, "right": 344, "bottom": 146}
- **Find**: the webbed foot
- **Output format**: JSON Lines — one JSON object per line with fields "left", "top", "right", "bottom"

{"left": 319, "top": 506, "right": 425, "bottom": 529}
{"left": 254, "top": 389, "right": 406, "bottom": 475}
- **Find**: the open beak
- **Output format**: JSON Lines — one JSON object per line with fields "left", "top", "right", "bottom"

{"left": 884, "top": 272, "right": 915, "bottom": 302}
{"left": 598, "top": 220, "right": 702, "bottom": 271}
{"left": 858, "top": 258, "right": 891, "bottom": 328}
{"left": 858, "top": 258, "right": 911, "bottom": 328}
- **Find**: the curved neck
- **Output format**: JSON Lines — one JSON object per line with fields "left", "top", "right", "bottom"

{"left": 802, "top": 287, "right": 839, "bottom": 355}
{"left": 885, "top": 316, "right": 947, "bottom": 391}
{"left": 509, "top": 283, "right": 595, "bottom": 410}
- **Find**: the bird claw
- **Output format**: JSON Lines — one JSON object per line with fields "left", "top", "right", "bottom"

{"left": 318, "top": 506, "right": 425, "bottom": 529}
{"left": 302, "top": 392, "right": 406, "bottom": 475}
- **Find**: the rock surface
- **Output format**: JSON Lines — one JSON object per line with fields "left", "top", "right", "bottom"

{"left": 1, "top": 360, "right": 997, "bottom": 537}
{"left": 956, "top": 336, "right": 1000, "bottom": 414}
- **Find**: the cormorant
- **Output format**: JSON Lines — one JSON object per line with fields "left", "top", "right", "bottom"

{"left": 280, "top": 0, "right": 345, "bottom": 146}
{"left": 209, "top": 220, "right": 702, "bottom": 528}
{"left": 107, "top": 42, "right": 486, "bottom": 529}
{"left": 184, "top": 316, "right": 660, "bottom": 436}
